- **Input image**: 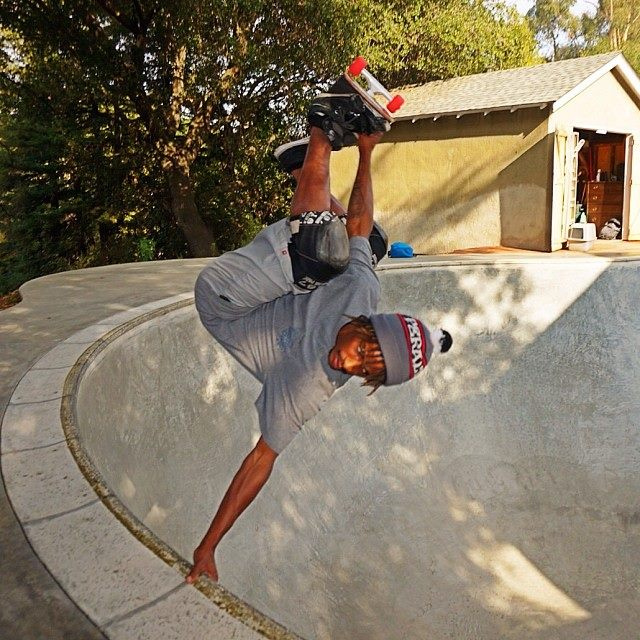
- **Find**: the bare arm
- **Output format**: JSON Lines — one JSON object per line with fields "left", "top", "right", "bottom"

{"left": 186, "top": 436, "right": 278, "bottom": 583}
{"left": 345, "top": 132, "right": 383, "bottom": 239}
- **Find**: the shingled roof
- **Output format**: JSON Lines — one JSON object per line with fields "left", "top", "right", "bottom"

{"left": 394, "top": 52, "right": 640, "bottom": 121}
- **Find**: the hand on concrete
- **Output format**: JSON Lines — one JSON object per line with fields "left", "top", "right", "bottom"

{"left": 186, "top": 545, "right": 218, "bottom": 584}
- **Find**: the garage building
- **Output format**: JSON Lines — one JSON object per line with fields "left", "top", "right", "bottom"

{"left": 331, "top": 52, "right": 640, "bottom": 253}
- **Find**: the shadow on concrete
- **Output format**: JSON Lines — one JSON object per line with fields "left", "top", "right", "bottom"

{"left": 74, "top": 258, "right": 640, "bottom": 640}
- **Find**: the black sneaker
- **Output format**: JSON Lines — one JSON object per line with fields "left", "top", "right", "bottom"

{"left": 308, "top": 92, "right": 389, "bottom": 150}
{"left": 307, "top": 93, "right": 365, "bottom": 150}
{"left": 369, "top": 221, "right": 389, "bottom": 268}
{"left": 326, "top": 75, "right": 390, "bottom": 136}
{"left": 325, "top": 77, "right": 359, "bottom": 148}
{"left": 274, "top": 137, "right": 309, "bottom": 173}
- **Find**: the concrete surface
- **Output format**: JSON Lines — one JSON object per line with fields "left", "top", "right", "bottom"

{"left": 0, "top": 260, "right": 208, "bottom": 640}
{"left": 1, "top": 248, "right": 639, "bottom": 639}
{"left": 75, "top": 255, "right": 639, "bottom": 639}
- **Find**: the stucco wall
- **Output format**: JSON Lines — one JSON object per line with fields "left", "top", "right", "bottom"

{"left": 330, "top": 109, "right": 552, "bottom": 253}
{"left": 550, "top": 69, "right": 640, "bottom": 243}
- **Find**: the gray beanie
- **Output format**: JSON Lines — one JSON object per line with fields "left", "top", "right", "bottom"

{"left": 370, "top": 313, "right": 447, "bottom": 386}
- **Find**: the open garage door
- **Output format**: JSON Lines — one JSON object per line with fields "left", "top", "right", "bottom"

{"left": 623, "top": 134, "right": 633, "bottom": 240}
{"left": 552, "top": 129, "right": 581, "bottom": 248}
{"left": 575, "top": 128, "right": 629, "bottom": 240}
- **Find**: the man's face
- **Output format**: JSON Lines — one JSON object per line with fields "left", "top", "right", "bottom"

{"left": 328, "top": 321, "right": 383, "bottom": 379}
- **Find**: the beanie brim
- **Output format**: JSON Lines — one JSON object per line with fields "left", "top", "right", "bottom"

{"left": 370, "top": 313, "right": 435, "bottom": 386}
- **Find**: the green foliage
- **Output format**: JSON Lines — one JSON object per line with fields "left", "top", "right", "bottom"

{"left": 136, "top": 238, "right": 156, "bottom": 261}
{"left": 356, "top": 0, "right": 539, "bottom": 87}
{"left": 0, "top": 26, "right": 188, "bottom": 291}
{"left": 1, "top": 0, "right": 540, "bottom": 294}
{"left": 193, "top": 126, "right": 294, "bottom": 253}
{"left": 527, "top": 0, "right": 640, "bottom": 71}
{"left": 526, "top": 0, "right": 580, "bottom": 60}
{"left": 595, "top": 0, "right": 640, "bottom": 71}
{"left": 0, "top": 97, "right": 85, "bottom": 291}
{"left": 597, "top": 0, "right": 640, "bottom": 50}
{"left": 621, "top": 39, "right": 640, "bottom": 72}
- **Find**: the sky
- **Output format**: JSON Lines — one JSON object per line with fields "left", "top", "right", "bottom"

{"left": 505, "top": 0, "right": 598, "bottom": 17}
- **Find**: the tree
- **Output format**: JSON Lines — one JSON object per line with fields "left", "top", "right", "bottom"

{"left": 0, "top": 24, "right": 187, "bottom": 290}
{"left": 526, "top": 0, "right": 580, "bottom": 61}
{"left": 593, "top": 0, "right": 640, "bottom": 70}
{"left": 0, "top": 1, "right": 361, "bottom": 257}
{"left": 570, "top": 0, "right": 640, "bottom": 70}
{"left": 599, "top": 0, "right": 640, "bottom": 50}
{"left": 357, "top": 0, "right": 539, "bottom": 88}
{"left": 525, "top": 0, "right": 640, "bottom": 71}
{"left": 1, "top": 1, "right": 540, "bottom": 295}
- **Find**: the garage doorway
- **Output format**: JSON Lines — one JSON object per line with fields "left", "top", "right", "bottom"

{"left": 575, "top": 128, "right": 632, "bottom": 239}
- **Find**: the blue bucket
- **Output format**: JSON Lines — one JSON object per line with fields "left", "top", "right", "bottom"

{"left": 388, "top": 242, "right": 414, "bottom": 258}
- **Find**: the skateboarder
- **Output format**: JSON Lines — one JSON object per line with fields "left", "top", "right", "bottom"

{"left": 187, "top": 91, "right": 452, "bottom": 584}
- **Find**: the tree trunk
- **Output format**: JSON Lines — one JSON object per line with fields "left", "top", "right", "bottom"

{"left": 166, "top": 162, "right": 218, "bottom": 257}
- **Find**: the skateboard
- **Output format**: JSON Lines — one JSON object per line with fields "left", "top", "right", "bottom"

{"left": 312, "top": 57, "right": 404, "bottom": 147}
{"left": 342, "top": 57, "right": 405, "bottom": 123}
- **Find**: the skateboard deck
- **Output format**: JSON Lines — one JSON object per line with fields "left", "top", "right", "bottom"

{"left": 342, "top": 57, "right": 404, "bottom": 123}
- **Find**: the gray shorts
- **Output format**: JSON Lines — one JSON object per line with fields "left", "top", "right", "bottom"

{"left": 194, "top": 284, "right": 257, "bottom": 372}
{"left": 192, "top": 214, "right": 349, "bottom": 374}
{"left": 195, "top": 273, "right": 290, "bottom": 381}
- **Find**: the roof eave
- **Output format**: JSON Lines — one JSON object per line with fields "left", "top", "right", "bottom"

{"left": 395, "top": 102, "right": 550, "bottom": 123}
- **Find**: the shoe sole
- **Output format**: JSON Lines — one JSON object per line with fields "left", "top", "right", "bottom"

{"left": 274, "top": 137, "right": 310, "bottom": 159}
{"left": 311, "top": 93, "right": 389, "bottom": 134}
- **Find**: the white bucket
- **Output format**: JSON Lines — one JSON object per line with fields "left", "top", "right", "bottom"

{"left": 567, "top": 223, "right": 596, "bottom": 251}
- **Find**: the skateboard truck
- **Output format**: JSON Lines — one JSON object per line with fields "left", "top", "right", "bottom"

{"left": 346, "top": 56, "right": 405, "bottom": 120}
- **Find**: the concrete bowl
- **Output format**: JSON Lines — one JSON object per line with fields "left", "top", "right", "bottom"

{"left": 73, "top": 259, "right": 640, "bottom": 640}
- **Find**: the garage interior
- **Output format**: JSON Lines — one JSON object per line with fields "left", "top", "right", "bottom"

{"left": 576, "top": 128, "right": 628, "bottom": 238}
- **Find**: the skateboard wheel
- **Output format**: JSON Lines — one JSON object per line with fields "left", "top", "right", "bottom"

{"left": 348, "top": 56, "right": 368, "bottom": 76}
{"left": 387, "top": 95, "right": 405, "bottom": 113}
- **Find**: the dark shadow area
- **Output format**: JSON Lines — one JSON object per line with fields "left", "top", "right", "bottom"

{"left": 498, "top": 135, "right": 553, "bottom": 251}
{"left": 390, "top": 109, "right": 545, "bottom": 143}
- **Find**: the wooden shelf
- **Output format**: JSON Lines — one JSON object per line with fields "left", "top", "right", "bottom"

{"left": 584, "top": 181, "right": 623, "bottom": 233}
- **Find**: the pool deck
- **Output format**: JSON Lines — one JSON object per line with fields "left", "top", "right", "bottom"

{"left": 1, "top": 242, "right": 638, "bottom": 639}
